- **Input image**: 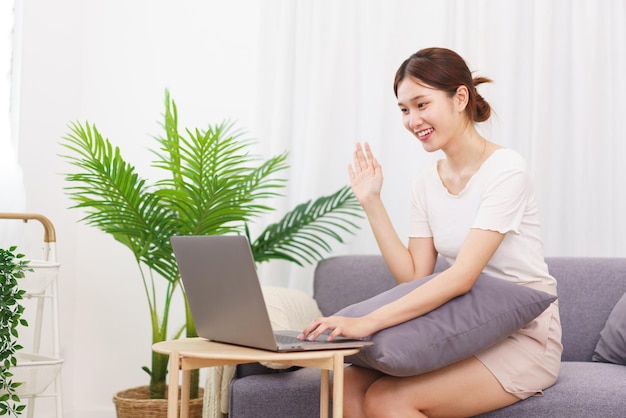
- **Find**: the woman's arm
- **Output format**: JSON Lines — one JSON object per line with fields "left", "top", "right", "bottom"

{"left": 349, "top": 142, "right": 436, "bottom": 281}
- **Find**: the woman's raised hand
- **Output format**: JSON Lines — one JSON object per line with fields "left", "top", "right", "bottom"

{"left": 348, "top": 142, "right": 383, "bottom": 206}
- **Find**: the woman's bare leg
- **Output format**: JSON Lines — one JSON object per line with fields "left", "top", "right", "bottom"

{"left": 363, "top": 356, "right": 521, "bottom": 418}
{"left": 342, "top": 365, "right": 385, "bottom": 418}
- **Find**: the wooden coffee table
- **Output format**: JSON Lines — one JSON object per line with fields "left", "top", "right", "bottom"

{"left": 153, "top": 337, "right": 361, "bottom": 418}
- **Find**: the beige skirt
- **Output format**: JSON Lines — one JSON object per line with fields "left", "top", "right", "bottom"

{"left": 474, "top": 282, "right": 563, "bottom": 400}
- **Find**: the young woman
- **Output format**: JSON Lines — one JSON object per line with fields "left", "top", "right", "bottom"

{"left": 299, "top": 47, "right": 562, "bottom": 417}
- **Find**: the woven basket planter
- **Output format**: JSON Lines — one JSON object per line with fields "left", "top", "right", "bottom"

{"left": 113, "top": 385, "right": 204, "bottom": 418}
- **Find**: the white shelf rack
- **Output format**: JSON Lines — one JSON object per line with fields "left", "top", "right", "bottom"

{"left": 0, "top": 213, "right": 64, "bottom": 418}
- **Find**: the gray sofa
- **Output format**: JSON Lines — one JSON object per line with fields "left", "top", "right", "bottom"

{"left": 229, "top": 256, "right": 626, "bottom": 417}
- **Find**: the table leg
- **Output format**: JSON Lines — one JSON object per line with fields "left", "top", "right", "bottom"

{"left": 168, "top": 352, "right": 180, "bottom": 418}
{"left": 181, "top": 368, "right": 191, "bottom": 418}
{"left": 320, "top": 369, "right": 329, "bottom": 418}
{"left": 332, "top": 353, "right": 344, "bottom": 418}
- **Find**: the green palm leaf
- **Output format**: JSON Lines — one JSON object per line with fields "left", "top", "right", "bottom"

{"left": 61, "top": 122, "right": 179, "bottom": 281}
{"left": 251, "top": 185, "right": 363, "bottom": 266}
{"left": 153, "top": 93, "right": 289, "bottom": 236}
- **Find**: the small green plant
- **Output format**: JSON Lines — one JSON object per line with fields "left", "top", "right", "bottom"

{"left": 0, "top": 246, "right": 30, "bottom": 417}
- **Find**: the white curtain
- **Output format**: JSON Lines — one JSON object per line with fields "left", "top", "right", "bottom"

{"left": 0, "top": 0, "right": 26, "bottom": 249}
{"left": 250, "top": 0, "right": 626, "bottom": 289}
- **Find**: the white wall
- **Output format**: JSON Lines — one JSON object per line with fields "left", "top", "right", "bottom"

{"left": 0, "top": 0, "right": 26, "bottom": 243}
{"left": 17, "top": 1, "right": 264, "bottom": 417}
{"left": 13, "top": 0, "right": 626, "bottom": 417}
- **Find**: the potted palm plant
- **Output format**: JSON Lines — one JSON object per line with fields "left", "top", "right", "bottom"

{"left": 0, "top": 246, "right": 29, "bottom": 417}
{"left": 60, "top": 90, "right": 362, "bottom": 416}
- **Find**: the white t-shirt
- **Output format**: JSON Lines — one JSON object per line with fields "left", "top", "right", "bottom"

{"left": 409, "top": 148, "right": 555, "bottom": 286}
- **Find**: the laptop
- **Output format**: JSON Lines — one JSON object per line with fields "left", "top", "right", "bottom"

{"left": 170, "top": 235, "right": 373, "bottom": 352}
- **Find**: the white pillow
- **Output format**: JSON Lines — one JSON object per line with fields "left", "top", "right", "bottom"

{"left": 260, "top": 285, "right": 322, "bottom": 369}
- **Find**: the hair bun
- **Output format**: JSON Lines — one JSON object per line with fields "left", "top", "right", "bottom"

{"left": 472, "top": 76, "right": 492, "bottom": 87}
{"left": 474, "top": 92, "right": 491, "bottom": 123}
{"left": 472, "top": 76, "right": 492, "bottom": 122}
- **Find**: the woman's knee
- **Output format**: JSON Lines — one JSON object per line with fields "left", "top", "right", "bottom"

{"left": 342, "top": 366, "right": 386, "bottom": 417}
{"left": 363, "top": 379, "right": 411, "bottom": 417}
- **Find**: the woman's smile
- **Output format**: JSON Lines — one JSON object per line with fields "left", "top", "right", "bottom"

{"left": 416, "top": 127, "right": 434, "bottom": 141}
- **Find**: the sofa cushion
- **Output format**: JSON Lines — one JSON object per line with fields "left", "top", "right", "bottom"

{"left": 230, "top": 367, "right": 325, "bottom": 418}
{"left": 335, "top": 273, "right": 556, "bottom": 376}
{"left": 474, "top": 362, "right": 626, "bottom": 417}
{"left": 592, "top": 292, "right": 626, "bottom": 365}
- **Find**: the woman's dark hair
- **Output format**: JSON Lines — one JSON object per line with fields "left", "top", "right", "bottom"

{"left": 393, "top": 47, "right": 492, "bottom": 123}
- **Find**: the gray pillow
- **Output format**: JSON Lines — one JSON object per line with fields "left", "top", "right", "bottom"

{"left": 592, "top": 292, "right": 626, "bottom": 365}
{"left": 335, "top": 273, "right": 557, "bottom": 376}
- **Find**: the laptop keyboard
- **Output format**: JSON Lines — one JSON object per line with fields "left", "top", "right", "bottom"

{"left": 275, "top": 333, "right": 307, "bottom": 344}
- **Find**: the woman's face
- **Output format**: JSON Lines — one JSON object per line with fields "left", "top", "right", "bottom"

{"left": 396, "top": 77, "right": 468, "bottom": 152}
